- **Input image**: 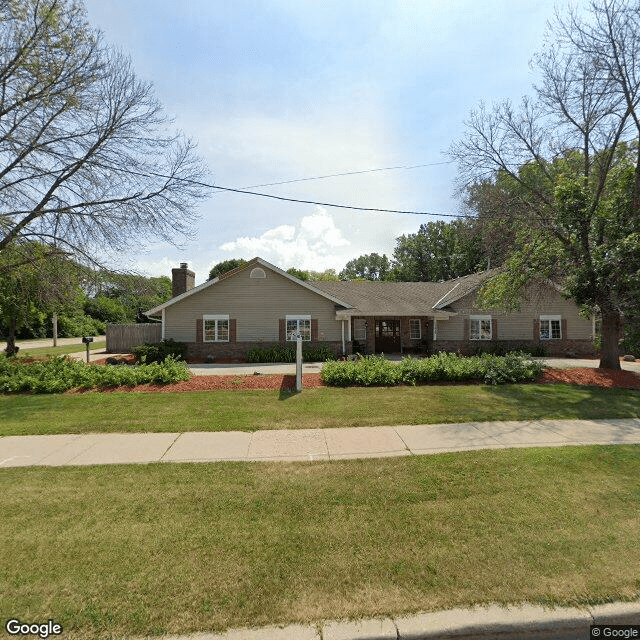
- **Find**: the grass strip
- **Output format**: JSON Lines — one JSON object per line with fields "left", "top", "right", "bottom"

{"left": 15, "top": 342, "right": 107, "bottom": 357}
{"left": 1, "top": 446, "right": 639, "bottom": 638}
{"left": 1, "top": 383, "right": 639, "bottom": 436}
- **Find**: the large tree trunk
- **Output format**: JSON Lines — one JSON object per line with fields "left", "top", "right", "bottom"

{"left": 599, "top": 309, "right": 622, "bottom": 370}
{"left": 4, "top": 316, "right": 18, "bottom": 357}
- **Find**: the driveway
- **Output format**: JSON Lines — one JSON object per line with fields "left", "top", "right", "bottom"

{"left": 538, "top": 356, "right": 640, "bottom": 373}
{"left": 188, "top": 361, "right": 324, "bottom": 376}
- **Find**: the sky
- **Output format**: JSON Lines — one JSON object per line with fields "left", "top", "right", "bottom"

{"left": 82, "top": 0, "right": 582, "bottom": 285}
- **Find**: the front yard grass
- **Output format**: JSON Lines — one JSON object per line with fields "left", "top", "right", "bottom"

{"left": 1, "top": 446, "right": 639, "bottom": 638}
{"left": 16, "top": 341, "right": 107, "bottom": 357}
{"left": 1, "top": 383, "right": 640, "bottom": 436}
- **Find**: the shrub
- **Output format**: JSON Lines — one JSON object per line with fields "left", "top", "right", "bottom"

{"left": 246, "top": 344, "right": 336, "bottom": 363}
{"left": 132, "top": 339, "right": 187, "bottom": 363}
{"left": 0, "top": 354, "right": 190, "bottom": 394}
{"left": 321, "top": 352, "right": 544, "bottom": 387}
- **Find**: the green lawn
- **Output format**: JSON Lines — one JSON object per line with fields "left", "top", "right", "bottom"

{"left": 1, "top": 446, "right": 639, "bottom": 639}
{"left": 16, "top": 341, "right": 106, "bottom": 357}
{"left": 1, "top": 383, "right": 639, "bottom": 436}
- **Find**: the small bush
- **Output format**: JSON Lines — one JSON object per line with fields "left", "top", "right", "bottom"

{"left": 246, "top": 344, "right": 336, "bottom": 363}
{"left": 0, "top": 354, "right": 190, "bottom": 394}
{"left": 321, "top": 352, "right": 544, "bottom": 387}
{"left": 132, "top": 339, "right": 187, "bottom": 363}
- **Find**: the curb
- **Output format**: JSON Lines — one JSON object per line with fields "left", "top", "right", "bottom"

{"left": 145, "top": 600, "right": 640, "bottom": 640}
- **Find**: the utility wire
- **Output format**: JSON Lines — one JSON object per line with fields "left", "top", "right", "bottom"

{"left": 210, "top": 184, "right": 463, "bottom": 217}
{"left": 90, "top": 161, "right": 466, "bottom": 217}
{"left": 245, "top": 161, "right": 454, "bottom": 188}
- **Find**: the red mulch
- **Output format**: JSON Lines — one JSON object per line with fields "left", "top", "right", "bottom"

{"left": 539, "top": 367, "right": 640, "bottom": 390}
{"left": 84, "top": 366, "right": 640, "bottom": 393}
{"left": 94, "top": 374, "right": 325, "bottom": 393}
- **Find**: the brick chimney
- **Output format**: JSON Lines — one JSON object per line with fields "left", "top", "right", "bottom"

{"left": 172, "top": 262, "right": 195, "bottom": 297}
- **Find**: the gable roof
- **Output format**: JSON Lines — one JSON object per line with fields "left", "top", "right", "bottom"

{"left": 310, "top": 269, "right": 501, "bottom": 317}
{"left": 145, "top": 257, "right": 353, "bottom": 316}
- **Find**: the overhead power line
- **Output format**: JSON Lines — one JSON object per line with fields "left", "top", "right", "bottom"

{"left": 245, "top": 161, "right": 454, "bottom": 189}
{"left": 210, "top": 184, "right": 463, "bottom": 217}
{"left": 92, "top": 162, "right": 466, "bottom": 217}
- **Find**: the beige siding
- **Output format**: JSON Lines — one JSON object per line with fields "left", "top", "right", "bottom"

{"left": 165, "top": 268, "right": 343, "bottom": 342}
{"left": 435, "top": 287, "right": 593, "bottom": 341}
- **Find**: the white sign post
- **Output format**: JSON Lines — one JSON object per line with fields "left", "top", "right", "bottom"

{"left": 296, "top": 333, "right": 303, "bottom": 392}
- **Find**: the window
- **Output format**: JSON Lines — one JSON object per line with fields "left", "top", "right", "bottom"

{"left": 540, "top": 315, "right": 562, "bottom": 340}
{"left": 470, "top": 315, "right": 492, "bottom": 340}
{"left": 286, "top": 315, "right": 311, "bottom": 341}
{"left": 250, "top": 267, "right": 266, "bottom": 279}
{"left": 203, "top": 315, "right": 229, "bottom": 342}
{"left": 409, "top": 319, "right": 421, "bottom": 340}
{"left": 353, "top": 318, "right": 367, "bottom": 341}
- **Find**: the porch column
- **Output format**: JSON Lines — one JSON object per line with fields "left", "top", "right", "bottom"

{"left": 162, "top": 309, "right": 166, "bottom": 340}
{"left": 341, "top": 319, "right": 345, "bottom": 354}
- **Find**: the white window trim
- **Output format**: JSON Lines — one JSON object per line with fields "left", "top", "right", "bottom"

{"left": 353, "top": 318, "right": 367, "bottom": 341}
{"left": 286, "top": 314, "right": 311, "bottom": 341}
{"left": 540, "top": 314, "right": 562, "bottom": 340}
{"left": 203, "top": 314, "right": 230, "bottom": 342}
{"left": 470, "top": 315, "right": 492, "bottom": 341}
{"left": 409, "top": 318, "right": 422, "bottom": 340}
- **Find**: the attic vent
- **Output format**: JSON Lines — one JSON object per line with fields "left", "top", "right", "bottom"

{"left": 250, "top": 267, "right": 266, "bottom": 279}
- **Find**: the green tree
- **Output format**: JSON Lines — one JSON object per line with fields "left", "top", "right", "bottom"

{"left": 390, "top": 220, "right": 485, "bottom": 282}
{"left": 450, "top": 0, "right": 640, "bottom": 369}
{"left": 0, "top": 244, "right": 82, "bottom": 355}
{"left": 286, "top": 267, "right": 309, "bottom": 281}
{"left": 339, "top": 253, "right": 390, "bottom": 281}
{"left": 208, "top": 259, "right": 247, "bottom": 280}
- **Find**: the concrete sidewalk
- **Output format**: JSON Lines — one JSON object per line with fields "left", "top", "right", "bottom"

{"left": 2, "top": 418, "right": 639, "bottom": 468}
{"left": 140, "top": 600, "right": 640, "bottom": 640}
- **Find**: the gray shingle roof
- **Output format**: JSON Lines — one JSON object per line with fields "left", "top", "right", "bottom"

{"left": 310, "top": 269, "right": 500, "bottom": 316}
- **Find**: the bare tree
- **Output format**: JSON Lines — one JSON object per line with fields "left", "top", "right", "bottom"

{"left": 0, "top": 0, "right": 208, "bottom": 265}
{"left": 451, "top": 0, "right": 640, "bottom": 369}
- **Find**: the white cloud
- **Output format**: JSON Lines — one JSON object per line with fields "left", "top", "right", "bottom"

{"left": 220, "top": 207, "right": 350, "bottom": 271}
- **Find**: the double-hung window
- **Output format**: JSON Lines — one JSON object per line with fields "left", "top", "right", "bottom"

{"left": 203, "top": 314, "right": 229, "bottom": 342}
{"left": 540, "top": 315, "right": 561, "bottom": 340}
{"left": 286, "top": 315, "right": 311, "bottom": 341}
{"left": 470, "top": 315, "right": 492, "bottom": 340}
{"left": 409, "top": 319, "right": 422, "bottom": 340}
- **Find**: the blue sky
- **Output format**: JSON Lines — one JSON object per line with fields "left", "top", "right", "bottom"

{"left": 83, "top": 0, "right": 580, "bottom": 284}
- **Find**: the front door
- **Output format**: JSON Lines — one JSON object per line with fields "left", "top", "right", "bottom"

{"left": 375, "top": 318, "right": 401, "bottom": 353}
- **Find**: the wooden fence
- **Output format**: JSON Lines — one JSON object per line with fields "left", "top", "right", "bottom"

{"left": 106, "top": 323, "right": 162, "bottom": 353}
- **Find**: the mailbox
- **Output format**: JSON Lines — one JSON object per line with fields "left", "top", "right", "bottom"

{"left": 82, "top": 336, "right": 94, "bottom": 344}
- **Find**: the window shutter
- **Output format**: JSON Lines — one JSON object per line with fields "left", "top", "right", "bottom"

{"left": 463, "top": 318, "right": 470, "bottom": 341}
{"left": 533, "top": 319, "right": 539, "bottom": 341}
{"left": 196, "top": 319, "right": 203, "bottom": 343}
{"left": 492, "top": 318, "right": 498, "bottom": 340}
{"left": 561, "top": 318, "right": 567, "bottom": 339}
{"left": 279, "top": 319, "right": 285, "bottom": 345}
{"left": 311, "top": 319, "right": 318, "bottom": 342}
{"left": 230, "top": 319, "right": 237, "bottom": 343}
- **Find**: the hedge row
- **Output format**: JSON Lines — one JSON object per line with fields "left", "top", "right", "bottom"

{"left": 0, "top": 355, "right": 190, "bottom": 394}
{"left": 320, "top": 352, "right": 545, "bottom": 387}
{"left": 246, "top": 344, "right": 336, "bottom": 363}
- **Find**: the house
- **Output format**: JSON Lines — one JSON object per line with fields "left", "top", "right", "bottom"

{"left": 144, "top": 257, "right": 596, "bottom": 360}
